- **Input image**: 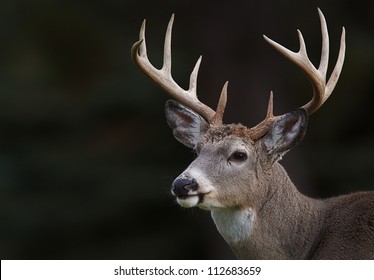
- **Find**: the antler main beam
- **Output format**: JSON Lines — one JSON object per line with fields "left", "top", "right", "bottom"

{"left": 131, "top": 14, "right": 228, "bottom": 125}
{"left": 247, "top": 8, "right": 346, "bottom": 140}
{"left": 263, "top": 8, "right": 346, "bottom": 115}
{"left": 131, "top": 9, "right": 346, "bottom": 140}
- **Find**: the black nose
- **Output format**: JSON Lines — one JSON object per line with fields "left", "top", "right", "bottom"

{"left": 172, "top": 178, "right": 198, "bottom": 196}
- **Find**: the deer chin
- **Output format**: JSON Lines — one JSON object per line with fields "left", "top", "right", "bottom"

{"left": 176, "top": 194, "right": 200, "bottom": 208}
{"left": 175, "top": 192, "right": 224, "bottom": 210}
{"left": 176, "top": 193, "right": 209, "bottom": 208}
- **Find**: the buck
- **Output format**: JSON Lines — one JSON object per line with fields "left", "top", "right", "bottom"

{"left": 131, "top": 9, "right": 374, "bottom": 259}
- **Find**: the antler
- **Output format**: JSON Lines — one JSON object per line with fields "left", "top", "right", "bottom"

{"left": 131, "top": 9, "right": 345, "bottom": 140}
{"left": 247, "top": 8, "right": 346, "bottom": 140}
{"left": 131, "top": 14, "right": 228, "bottom": 126}
{"left": 264, "top": 8, "right": 345, "bottom": 115}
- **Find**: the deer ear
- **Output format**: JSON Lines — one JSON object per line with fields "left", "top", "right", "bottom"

{"left": 165, "top": 100, "right": 209, "bottom": 148}
{"left": 263, "top": 109, "right": 308, "bottom": 163}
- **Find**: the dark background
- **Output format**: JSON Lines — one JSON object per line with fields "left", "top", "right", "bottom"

{"left": 0, "top": 0, "right": 373, "bottom": 259}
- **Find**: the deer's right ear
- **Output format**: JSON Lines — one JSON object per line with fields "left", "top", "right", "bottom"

{"left": 165, "top": 100, "right": 210, "bottom": 148}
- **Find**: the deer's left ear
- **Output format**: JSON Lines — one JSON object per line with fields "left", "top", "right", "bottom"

{"left": 263, "top": 109, "right": 308, "bottom": 163}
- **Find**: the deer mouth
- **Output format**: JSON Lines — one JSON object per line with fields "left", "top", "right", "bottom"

{"left": 176, "top": 194, "right": 194, "bottom": 200}
{"left": 176, "top": 193, "right": 209, "bottom": 207}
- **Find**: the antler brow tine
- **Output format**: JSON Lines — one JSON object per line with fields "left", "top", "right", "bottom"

{"left": 212, "top": 81, "right": 228, "bottom": 126}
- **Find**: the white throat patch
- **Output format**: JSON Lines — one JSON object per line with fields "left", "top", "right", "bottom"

{"left": 211, "top": 208, "right": 254, "bottom": 244}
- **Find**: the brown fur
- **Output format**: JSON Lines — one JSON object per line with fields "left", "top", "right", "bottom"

{"left": 231, "top": 162, "right": 374, "bottom": 259}
{"left": 193, "top": 123, "right": 374, "bottom": 259}
{"left": 132, "top": 9, "right": 359, "bottom": 259}
{"left": 165, "top": 100, "right": 374, "bottom": 259}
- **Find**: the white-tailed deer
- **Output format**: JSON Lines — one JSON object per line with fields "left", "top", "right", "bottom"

{"left": 131, "top": 9, "right": 374, "bottom": 259}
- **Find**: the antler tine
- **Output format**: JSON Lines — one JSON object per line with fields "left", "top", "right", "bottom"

{"left": 326, "top": 27, "right": 345, "bottom": 100}
{"left": 247, "top": 92, "right": 277, "bottom": 139}
{"left": 263, "top": 8, "right": 346, "bottom": 115}
{"left": 317, "top": 8, "right": 329, "bottom": 78}
{"left": 212, "top": 81, "right": 228, "bottom": 126}
{"left": 131, "top": 15, "right": 228, "bottom": 125}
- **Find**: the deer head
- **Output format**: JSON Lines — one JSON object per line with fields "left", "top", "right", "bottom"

{"left": 132, "top": 9, "right": 345, "bottom": 209}
{"left": 130, "top": 9, "right": 374, "bottom": 260}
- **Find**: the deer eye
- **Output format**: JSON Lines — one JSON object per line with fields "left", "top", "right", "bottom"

{"left": 229, "top": 151, "right": 248, "bottom": 162}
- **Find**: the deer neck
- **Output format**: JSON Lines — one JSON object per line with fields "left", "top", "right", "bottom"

{"left": 211, "top": 163, "right": 325, "bottom": 259}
